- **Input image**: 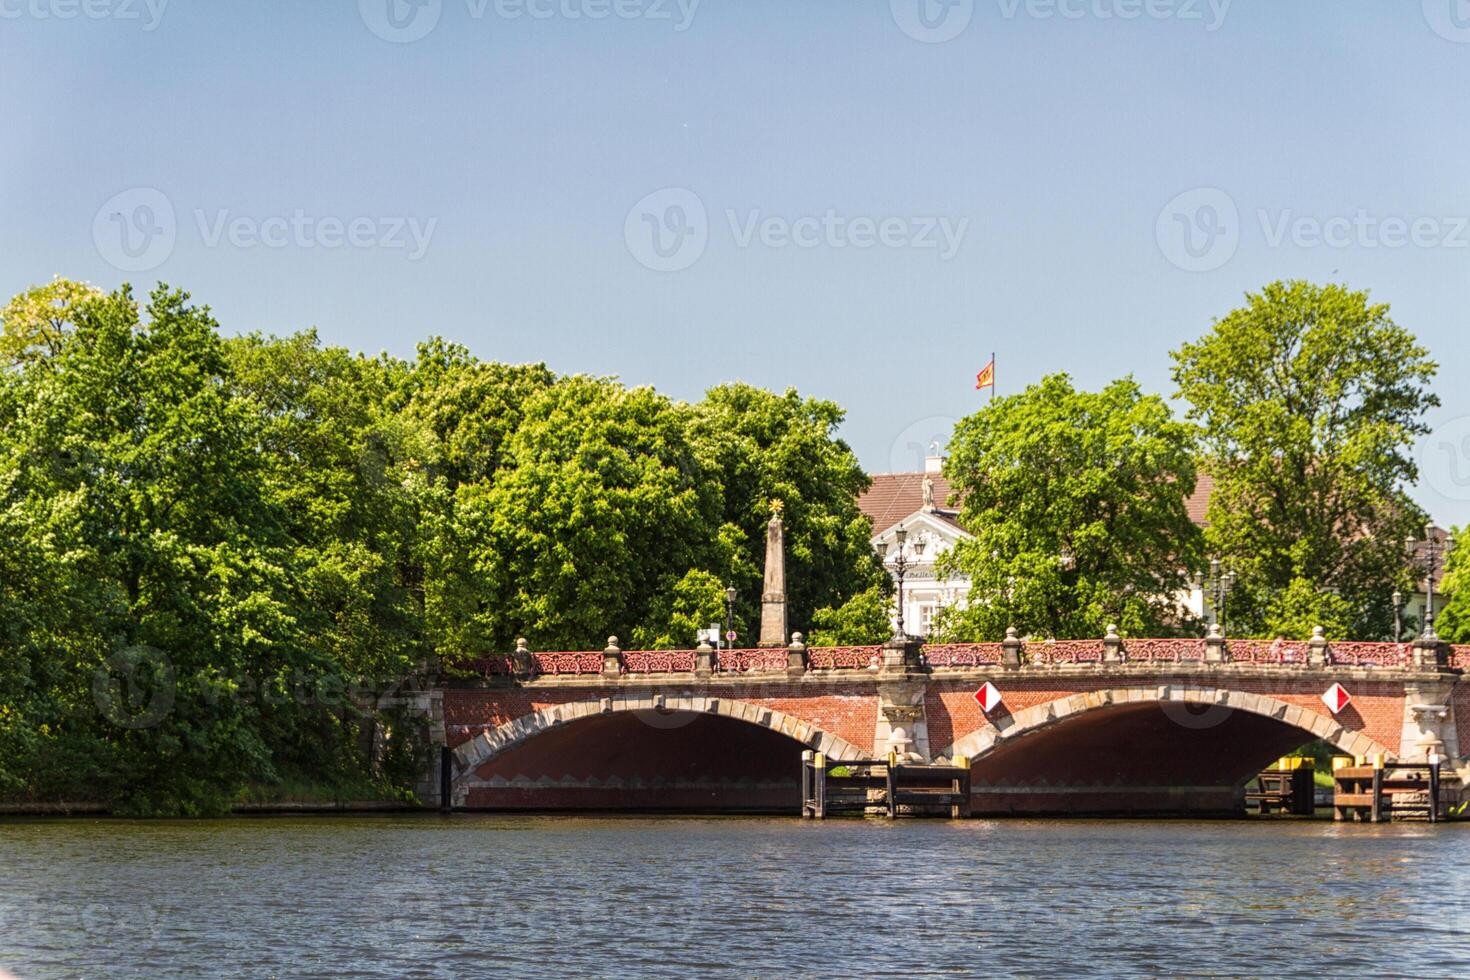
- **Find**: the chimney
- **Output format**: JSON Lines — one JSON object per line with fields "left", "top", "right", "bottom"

{"left": 924, "top": 454, "right": 944, "bottom": 474}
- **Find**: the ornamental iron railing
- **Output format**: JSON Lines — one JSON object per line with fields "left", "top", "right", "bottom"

{"left": 922, "top": 643, "right": 1005, "bottom": 667}
{"left": 715, "top": 648, "right": 789, "bottom": 673}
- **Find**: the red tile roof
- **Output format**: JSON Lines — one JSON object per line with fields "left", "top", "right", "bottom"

{"left": 860, "top": 470, "right": 1215, "bottom": 531}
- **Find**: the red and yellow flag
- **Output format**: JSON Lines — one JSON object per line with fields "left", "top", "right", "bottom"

{"left": 975, "top": 358, "right": 995, "bottom": 391}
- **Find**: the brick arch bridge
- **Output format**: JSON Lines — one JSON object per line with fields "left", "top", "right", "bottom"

{"left": 422, "top": 634, "right": 1468, "bottom": 815}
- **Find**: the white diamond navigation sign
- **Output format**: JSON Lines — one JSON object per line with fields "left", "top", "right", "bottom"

{"left": 973, "top": 682, "right": 1003, "bottom": 713}
{"left": 1321, "top": 683, "right": 1351, "bottom": 714}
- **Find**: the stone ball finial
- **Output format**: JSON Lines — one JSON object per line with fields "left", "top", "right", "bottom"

{"left": 606, "top": 636, "right": 620, "bottom": 649}
{"left": 515, "top": 637, "right": 529, "bottom": 652}
{"left": 1208, "top": 623, "right": 1223, "bottom": 639}
{"left": 790, "top": 631, "right": 805, "bottom": 646}
{"left": 1312, "top": 625, "right": 1325, "bottom": 639}
{"left": 1105, "top": 623, "right": 1120, "bottom": 639}
{"left": 1005, "top": 626, "right": 1019, "bottom": 640}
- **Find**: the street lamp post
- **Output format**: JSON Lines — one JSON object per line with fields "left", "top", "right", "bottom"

{"left": 1421, "top": 527, "right": 1441, "bottom": 639}
{"left": 724, "top": 585, "right": 738, "bottom": 649}
{"left": 1208, "top": 559, "right": 1236, "bottom": 637}
{"left": 1392, "top": 589, "right": 1403, "bottom": 642}
{"left": 890, "top": 524, "right": 911, "bottom": 640}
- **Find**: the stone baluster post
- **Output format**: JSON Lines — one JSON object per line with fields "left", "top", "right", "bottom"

{"left": 695, "top": 638, "right": 715, "bottom": 678}
{"left": 1204, "top": 623, "right": 1228, "bottom": 663}
{"left": 512, "top": 637, "right": 534, "bottom": 679}
{"left": 602, "top": 636, "right": 623, "bottom": 678}
{"left": 1412, "top": 635, "right": 1449, "bottom": 670}
{"left": 1102, "top": 624, "right": 1125, "bottom": 664}
{"left": 787, "top": 632, "right": 808, "bottom": 677}
{"left": 1308, "top": 626, "right": 1331, "bottom": 667}
{"left": 1001, "top": 627, "right": 1023, "bottom": 668}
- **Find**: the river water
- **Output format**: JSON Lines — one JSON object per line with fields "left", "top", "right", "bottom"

{"left": 1, "top": 815, "right": 1467, "bottom": 978}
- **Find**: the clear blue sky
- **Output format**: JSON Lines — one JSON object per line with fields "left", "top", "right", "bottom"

{"left": 4, "top": 1, "right": 1470, "bottom": 524}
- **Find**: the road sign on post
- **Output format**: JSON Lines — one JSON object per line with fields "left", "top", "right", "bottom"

{"left": 1321, "top": 683, "right": 1351, "bottom": 714}
{"left": 973, "top": 681, "right": 1002, "bottom": 713}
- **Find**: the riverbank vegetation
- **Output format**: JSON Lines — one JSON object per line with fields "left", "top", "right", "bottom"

{"left": 0, "top": 276, "right": 1452, "bottom": 813}
{"left": 0, "top": 279, "right": 884, "bottom": 813}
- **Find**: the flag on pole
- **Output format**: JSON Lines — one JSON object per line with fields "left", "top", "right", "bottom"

{"left": 975, "top": 356, "right": 995, "bottom": 393}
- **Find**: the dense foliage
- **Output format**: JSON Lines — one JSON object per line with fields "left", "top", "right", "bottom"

{"left": 934, "top": 374, "right": 1204, "bottom": 640}
{"left": 1171, "top": 280, "right": 1438, "bottom": 639}
{"left": 0, "top": 280, "right": 881, "bottom": 811}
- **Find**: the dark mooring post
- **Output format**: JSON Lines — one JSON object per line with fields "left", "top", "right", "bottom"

{"left": 1429, "top": 753, "right": 1441, "bottom": 825}
{"left": 800, "top": 750, "right": 812, "bottom": 818}
{"left": 1370, "top": 760, "right": 1384, "bottom": 823}
{"left": 439, "top": 745, "right": 452, "bottom": 814}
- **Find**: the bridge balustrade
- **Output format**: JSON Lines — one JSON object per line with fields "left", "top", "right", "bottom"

{"left": 1326, "top": 642, "right": 1413, "bottom": 668}
{"left": 1121, "top": 638, "right": 1208, "bottom": 663}
{"left": 807, "top": 646, "right": 882, "bottom": 669}
{"left": 622, "top": 650, "right": 698, "bottom": 673}
{"left": 463, "top": 635, "right": 1465, "bottom": 679}
{"left": 922, "top": 643, "right": 1005, "bottom": 667}
{"left": 530, "top": 652, "right": 604, "bottom": 675}
{"left": 1226, "top": 639, "right": 1310, "bottom": 664}
{"left": 715, "top": 648, "right": 790, "bottom": 673}
{"left": 1029, "top": 640, "right": 1106, "bottom": 665}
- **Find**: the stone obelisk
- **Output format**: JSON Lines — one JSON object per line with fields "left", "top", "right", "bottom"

{"left": 758, "top": 505, "right": 787, "bottom": 647}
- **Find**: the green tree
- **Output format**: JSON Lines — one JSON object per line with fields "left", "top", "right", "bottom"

{"left": 684, "top": 384, "right": 886, "bottom": 637}
{"left": 0, "top": 276, "right": 101, "bottom": 365}
{"left": 1435, "top": 526, "right": 1468, "bottom": 643}
{"left": 934, "top": 374, "right": 1203, "bottom": 640}
{"left": 0, "top": 284, "right": 300, "bottom": 812}
{"left": 224, "top": 332, "right": 438, "bottom": 788}
{"left": 433, "top": 377, "right": 720, "bottom": 653}
{"left": 809, "top": 585, "right": 892, "bottom": 646}
{"left": 1171, "top": 281, "right": 1438, "bottom": 637}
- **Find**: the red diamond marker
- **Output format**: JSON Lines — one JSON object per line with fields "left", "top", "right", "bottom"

{"left": 974, "top": 682, "right": 1002, "bottom": 713}
{"left": 1321, "top": 683, "right": 1351, "bottom": 714}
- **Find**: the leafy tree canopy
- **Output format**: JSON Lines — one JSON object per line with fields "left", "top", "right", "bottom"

{"left": 1171, "top": 280, "right": 1438, "bottom": 637}
{"left": 935, "top": 374, "right": 1203, "bottom": 640}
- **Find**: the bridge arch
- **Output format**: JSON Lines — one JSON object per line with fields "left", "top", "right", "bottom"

{"left": 935, "top": 685, "right": 1398, "bottom": 815}
{"left": 938, "top": 686, "right": 1397, "bottom": 764}
{"left": 450, "top": 694, "right": 867, "bottom": 809}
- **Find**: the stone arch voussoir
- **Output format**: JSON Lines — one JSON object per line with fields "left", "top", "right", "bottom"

{"left": 450, "top": 695, "right": 866, "bottom": 787}
{"left": 937, "top": 685, "right": 1397, "bottom": 765}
